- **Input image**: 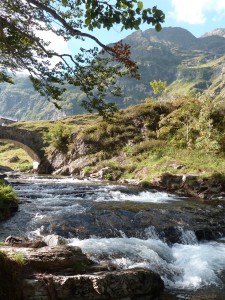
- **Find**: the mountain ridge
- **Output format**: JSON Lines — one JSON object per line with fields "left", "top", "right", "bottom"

{"left": 0, "top": 26, "right": 225, "bottom": 120}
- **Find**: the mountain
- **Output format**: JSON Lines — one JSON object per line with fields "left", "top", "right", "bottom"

{"left": 202, "top": 28, "right": 225, "bottom": 38}
{"left": 1, "top": 27, "right": 225, "bottom": 120}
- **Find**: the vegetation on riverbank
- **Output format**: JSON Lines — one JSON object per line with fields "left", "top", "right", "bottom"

{"left": 0, "top": 250, "right": 25, "bottom": 300}
{"left": 2, "top": 94, "right": 225, "bottom": 183}
{"left": 0, "top": 180, "right": 18, "bottom": 221}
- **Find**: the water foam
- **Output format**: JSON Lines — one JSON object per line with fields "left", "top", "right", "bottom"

{"left": 177, "top": 226, "right": 198, "bottom": 245}
{"left": 94, "top": 189, "right": 180, "bottom": 203}
{"left": 69, "top": 237, "right": 225, "bottom": 290}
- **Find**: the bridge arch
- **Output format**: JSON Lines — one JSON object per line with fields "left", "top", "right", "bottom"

{"left": 0, "top": 139, "right": 41, "bottom": 170}
{"left": 0, "top": 127, "right": 52, "bottom": 173}
{"left": 0, "top": 139, "right": 41, "bottom": 162}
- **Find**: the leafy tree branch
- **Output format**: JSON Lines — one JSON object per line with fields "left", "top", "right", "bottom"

{"left": 0, "top": 0, "right": 165, "bottom": 116}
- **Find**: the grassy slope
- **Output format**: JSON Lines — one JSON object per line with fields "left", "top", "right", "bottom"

{"left": 1, "top": 102, "right": 225, "bottom": 182}
{"left": 0, "top": 143, "right": 33, "bottom": 172}
{"left": 166, "top": 55, "right": 225, "bottom": 100}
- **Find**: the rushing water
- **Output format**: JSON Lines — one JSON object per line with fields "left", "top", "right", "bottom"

{"left": 1, "top": 175, "right": 225, "bottom": 299}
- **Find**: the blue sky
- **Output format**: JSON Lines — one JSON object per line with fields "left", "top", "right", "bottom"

{"left": 42, "top": 0, "right": 225, "bottom": 59}
{"left": 65, "top": 0, "right": 225, "bottom": 54}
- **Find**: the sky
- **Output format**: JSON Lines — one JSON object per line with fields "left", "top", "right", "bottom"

{"left": 33, "top": 0, "right": 225, "bottom": 63}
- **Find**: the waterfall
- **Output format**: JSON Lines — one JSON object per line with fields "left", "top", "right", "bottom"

{"left": 177, "top": 226, "right": 198, "bottom": 245}
{"left": 144, "top": 226, "right": 160, "bottom": 240}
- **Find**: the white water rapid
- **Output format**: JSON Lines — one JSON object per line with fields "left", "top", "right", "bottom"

{"left": 1, "top": 175, "right": 225, "bottom": 299}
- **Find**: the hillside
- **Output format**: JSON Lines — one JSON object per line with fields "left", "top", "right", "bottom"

{"left": 3, "top": 98, "right": 225, "bottom": 202}
{"left": 1, "top": 27, "right": 225, "bottom": 120}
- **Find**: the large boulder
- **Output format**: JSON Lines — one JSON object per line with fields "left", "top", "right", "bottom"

{"left": 22, "top": 268, "right": 164, "bottom": 300}
{"left": 0, "top": 245, "right": 164, "bottom": 300}
{"left": 0, "top": 245, "right": 92, "bottom": 274}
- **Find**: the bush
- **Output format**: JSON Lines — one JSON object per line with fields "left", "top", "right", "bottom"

{"left": 43, "top": 122, "right": 72, "bottom": 152}
{"left": 0, "top": 180, "right": 17, "bottom": 201}
{"left": 128, "top": 139, "right": 166, "bottom": 156}
{"left": 0, "top": 180, "right": 18, "bottom": 221}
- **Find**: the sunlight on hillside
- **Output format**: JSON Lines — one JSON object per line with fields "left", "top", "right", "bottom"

{"left": 0, "top": 142, "right": 33, "bottom": 171}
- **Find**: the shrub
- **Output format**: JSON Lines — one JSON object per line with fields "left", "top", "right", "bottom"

{"left": 129, "top": 139, "right": 166, "bottom": 156}
{"left": 0, "top": 181, "right": 18, "bottom": 221}
{"left": 43, "top": 122, "right": 72, "bottom": 152}
{"left": 0, "top": 180, "right": 17, "bottom": 201}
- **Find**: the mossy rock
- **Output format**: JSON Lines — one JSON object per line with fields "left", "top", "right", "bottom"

{"left": 0, "top": 198, "right": 18, "bottom": 221}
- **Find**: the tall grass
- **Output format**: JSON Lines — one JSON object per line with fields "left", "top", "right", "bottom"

{"left": 0, "top": 181, "right": 17, "bottom": 201}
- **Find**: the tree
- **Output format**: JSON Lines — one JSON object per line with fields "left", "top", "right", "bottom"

{"left": 150, "top": 80, "right": 167, "bottom": 98}
{"left": 0, "top": 0, "right": 165, "bottom": 117}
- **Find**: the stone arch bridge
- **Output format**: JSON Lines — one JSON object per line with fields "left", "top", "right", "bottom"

{"left": 0, "top": 126, "right": 52, "bottom": 173}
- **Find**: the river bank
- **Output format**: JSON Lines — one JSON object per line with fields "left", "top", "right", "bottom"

{"left": 0, "top": 174, "right": 18, "bottom": 221}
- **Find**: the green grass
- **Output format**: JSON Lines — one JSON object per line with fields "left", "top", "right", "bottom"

{"left": 1, "top": 101, "right": 225, "bottom": 184}
{"left": 0, "top": 142, "right": 33, "bottom": 171}
{"left": 10, "top": 252, "right": 26, "bottom": 266}
{"left": 0, "top": 180, "right": 17, "bottom": 201}
{"left": 0, "top": 180, "right": 18, "bottom": 221}
{"left": 120, "top": 146, "right": 225, "bottom": 181}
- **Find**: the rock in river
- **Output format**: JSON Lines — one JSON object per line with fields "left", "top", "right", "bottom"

{"left": 0, "top": 244, "right": 164, "bottom": 300}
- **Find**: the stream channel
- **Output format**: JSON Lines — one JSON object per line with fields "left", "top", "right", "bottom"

{"left": 1, "top": 175, "right": 225, "bottom": 299}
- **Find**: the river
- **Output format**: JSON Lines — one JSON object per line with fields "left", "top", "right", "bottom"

{"left": 1, "top": 175, "right": 225, "bottom": 299}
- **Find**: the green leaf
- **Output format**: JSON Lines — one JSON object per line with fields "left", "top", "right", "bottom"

{"left": 85, "top": 18, "right": 92, "bottom": 26}
{"left": 155, "top": 23, "right": 162, "bottom": 32}
{"left": 137, "top": 1, "right": 143, "bottom": 10}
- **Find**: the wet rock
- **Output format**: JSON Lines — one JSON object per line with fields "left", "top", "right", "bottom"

{"left": 5, "top": 235, "right": 27, "bottom": 245}
{"left": 0, "top": 245, "right": 92, "bottom": 274}
{"left": 0, "top": 173, "right": 8, "bottom": 183}
{"left": 0, "top": 245, "right": 164, "bottom": 300}
{"left": 0, "top": 198, "right": 19, "bottom": 221}
{"left": 53, "top": 166, "right": 70, "bottom": 176}
{"left": 5, "top": 236, "right": 46, "bottom": 248}
{"left": 43, "top": 234, "right": 67, "bottom": 246}
{"left": 22, "top": 268, "right": 164, "bottom": 300}
{"left": 0, "top": 165, "right": 13, "bottom": 173}
{"left": 151, "top": 173, "right": 225, "bottom": 202}
{"left": 159, "top": 173, "right": 183, "bottom": 187}
{"left": 49, "top": 200, "right": 225, "bottom": 244}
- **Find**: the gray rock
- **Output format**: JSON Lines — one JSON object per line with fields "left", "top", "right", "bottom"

{"left": 22, "top": 268, "right": 164, "bottom": 300}
{"left": 0, "top": 165, "right": 13, "bottom": 173}
{"left": 0, "top": 245, "right": 92, "bottom": 274}
{"left": 90, "top": 167, "right": 111, "bottom": 179}
{"left": 43, "top": 234, "right": 67, "bottom": 246}
{"left": 0, "top": 245, "right": 164, "bottom": 300}
{"left": 8, "top": 155, "right": 19, "bottom": 163}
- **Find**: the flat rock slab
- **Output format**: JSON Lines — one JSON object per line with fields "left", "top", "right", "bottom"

{"left": 0, "top": 245, "right": 92, "bottom": 274}
{"left": 0, "top": 245, "right": 164, "bottom": 299}
{"left": 23, "top": 268, "right": 164, "bottom": 300}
